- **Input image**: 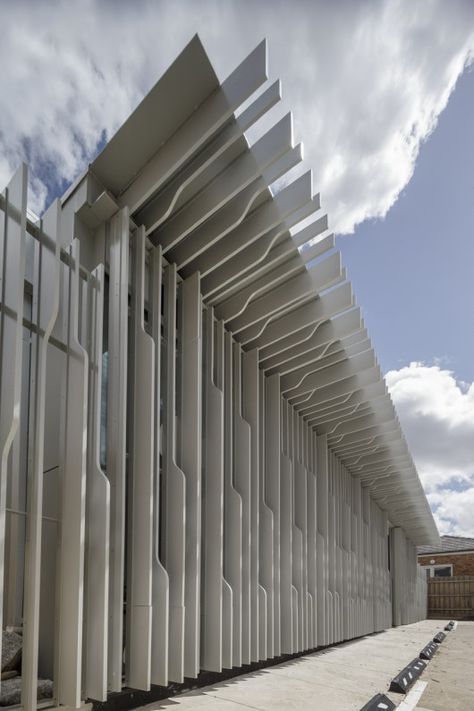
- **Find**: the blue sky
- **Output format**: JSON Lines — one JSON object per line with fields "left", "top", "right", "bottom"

{"left": 1, "top": 0, "right": 473, "bottom": 536}
{"left": 334, "top": 61, "right": 474, "bottom": 538}
{"left": 339, "top": 67, "right": 474, "bottom": 384}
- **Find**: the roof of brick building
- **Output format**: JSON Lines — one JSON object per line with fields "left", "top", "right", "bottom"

{"left": 417, "top": 535, "right": 474, "bottom": 555}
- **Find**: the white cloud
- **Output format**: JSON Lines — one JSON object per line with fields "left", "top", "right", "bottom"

{"left": 428, "top": 487, "right": 474, "bottom": 537}
{"left": 386, "top": 362, "right": 474, "bottom": 536}
{"left": 1, "top": 0, "right": 473, "bottom": 227}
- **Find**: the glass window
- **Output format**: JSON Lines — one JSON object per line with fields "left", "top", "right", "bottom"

{"left": 433, "top": 566, "right": 452, "bottom": 577}
{"left": 422, "top": 564, "right": 453, "bottom": 578}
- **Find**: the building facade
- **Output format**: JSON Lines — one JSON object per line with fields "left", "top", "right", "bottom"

{"left": 0, "top": 37, "right": 437, "bottom": 710}
{"left": 418, "top": 536, "right": 474, "bottom": 578}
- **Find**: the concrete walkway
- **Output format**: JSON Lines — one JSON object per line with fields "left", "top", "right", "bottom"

{"left": 134, "top": 619, "right": 470, "bottom": 710}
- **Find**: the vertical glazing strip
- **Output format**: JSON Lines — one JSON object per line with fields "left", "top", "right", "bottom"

{"left": 162, "top": 263, "right": 186, "bottom": 683}
{"left": 83, "top": 263, "right": 110, "bottom": 701}
{"left": 127, "top": 226, "right": 154, "bottom": 690}
{"left": 201, "top": 308, "right": 224, "bottom": 672}
{"left": 0, "top": 164, "right": 27, "bottom": 681}
{"left": 150, "top": 245, "right": 169, "bottom": 686}
{"left": 57, "top": 238, "right": 88, "bottom": 708}
{"left": 242, "top": 348, "right": 259, "bottom": 663}
{"left": 181, "top": 271, "right": 202, "bottom": 678}
{"left": 107, "top": 208, "right": 129, "bottom": 692}
{"left": 22, "top": 199, "right": 60, "bottom": 711}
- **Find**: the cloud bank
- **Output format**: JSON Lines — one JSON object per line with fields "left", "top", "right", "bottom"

{"left": 386, "top": 362, "right": 474, "bottom": 536}
{"left": 1, "top": 0, "right": 473, "bottom": 228}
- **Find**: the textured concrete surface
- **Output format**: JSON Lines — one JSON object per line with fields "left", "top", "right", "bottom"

{"left": 416, "top": 621, "right": 474, "bottom": 710}
{"left": 134, "top": 619, "right": 451, "bottom": 710}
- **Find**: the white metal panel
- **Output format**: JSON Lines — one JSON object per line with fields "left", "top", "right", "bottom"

{"left": 258, "top": 369, "right": 273, "bottom": 661}
{"left": 180, "top": 272, "right": 203, "bottom": 678}
{"left": 21, "top": 199, "right": 60, "bottom": 711}
{"left": 56, "top": 239, "right": 89, "bottom": 708}
{"left": 201, "top": 311, "right": 224, "bottom": 672}
{"left": 223, "top": 332, "right": 242, "bottom": 668}
{"left": 106, "top": 208, "right": 129, "bottom": 692}
{"left": 83, "top": 263, "right": 110, "bottom": 702}
{"left": 150, "top": 244, "right": 170, "bottom": 687}
{"left": 233, "top": 344, "right": 252, "bottom": 665}
{"left": 265, "top": 374, "right": 281, "bottom": 657}
{"left": 0, "top": 164, "right": 27, "bottom": 683}
{"left": 200, "top": 171, "right": 315, "bottom": 295}
{"left": 127, "top": 227, "right": 154, "bottom": 690}
{"left": 242, "top": 349, "right": 260, "bottom": 663}
{"left": 119, "top": 40, "right": 269, "bottom": 214}
{"left": 157, "top": 114, "right": 294, "bottom": 258}
{"left": 162, "top": 264, "right": 186, "bottom": 683}
{"left": 138, "top": 81, "right": 282, "bottom": 236}
{"left": 316, "top": 434, "right": 329, "bottom": 647}
{"left": 280, "top": 399, "right": 294, "bottom": 654}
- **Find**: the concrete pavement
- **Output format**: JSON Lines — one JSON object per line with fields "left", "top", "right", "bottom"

{"left": 133, "top": 619, "right": 473, "bottom": 710}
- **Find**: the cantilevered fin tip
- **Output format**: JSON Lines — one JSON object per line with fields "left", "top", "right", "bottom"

{"left": 223, "top": 38, "right": 268, "bottom": 102}
{"left": 255, "top": 38, "right": 268, "bottom": 80}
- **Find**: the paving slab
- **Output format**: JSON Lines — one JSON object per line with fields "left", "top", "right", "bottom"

{"left": 135, "top": 619, "right": 450, "bottom": 710}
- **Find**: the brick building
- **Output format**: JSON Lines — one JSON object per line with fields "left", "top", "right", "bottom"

{"left": 418, "top": 535, "right": 474, "bottom": 578}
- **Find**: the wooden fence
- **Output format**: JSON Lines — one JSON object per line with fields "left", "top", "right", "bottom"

{"left": 428, "top": 576, "right": 474, "bottom": 619}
